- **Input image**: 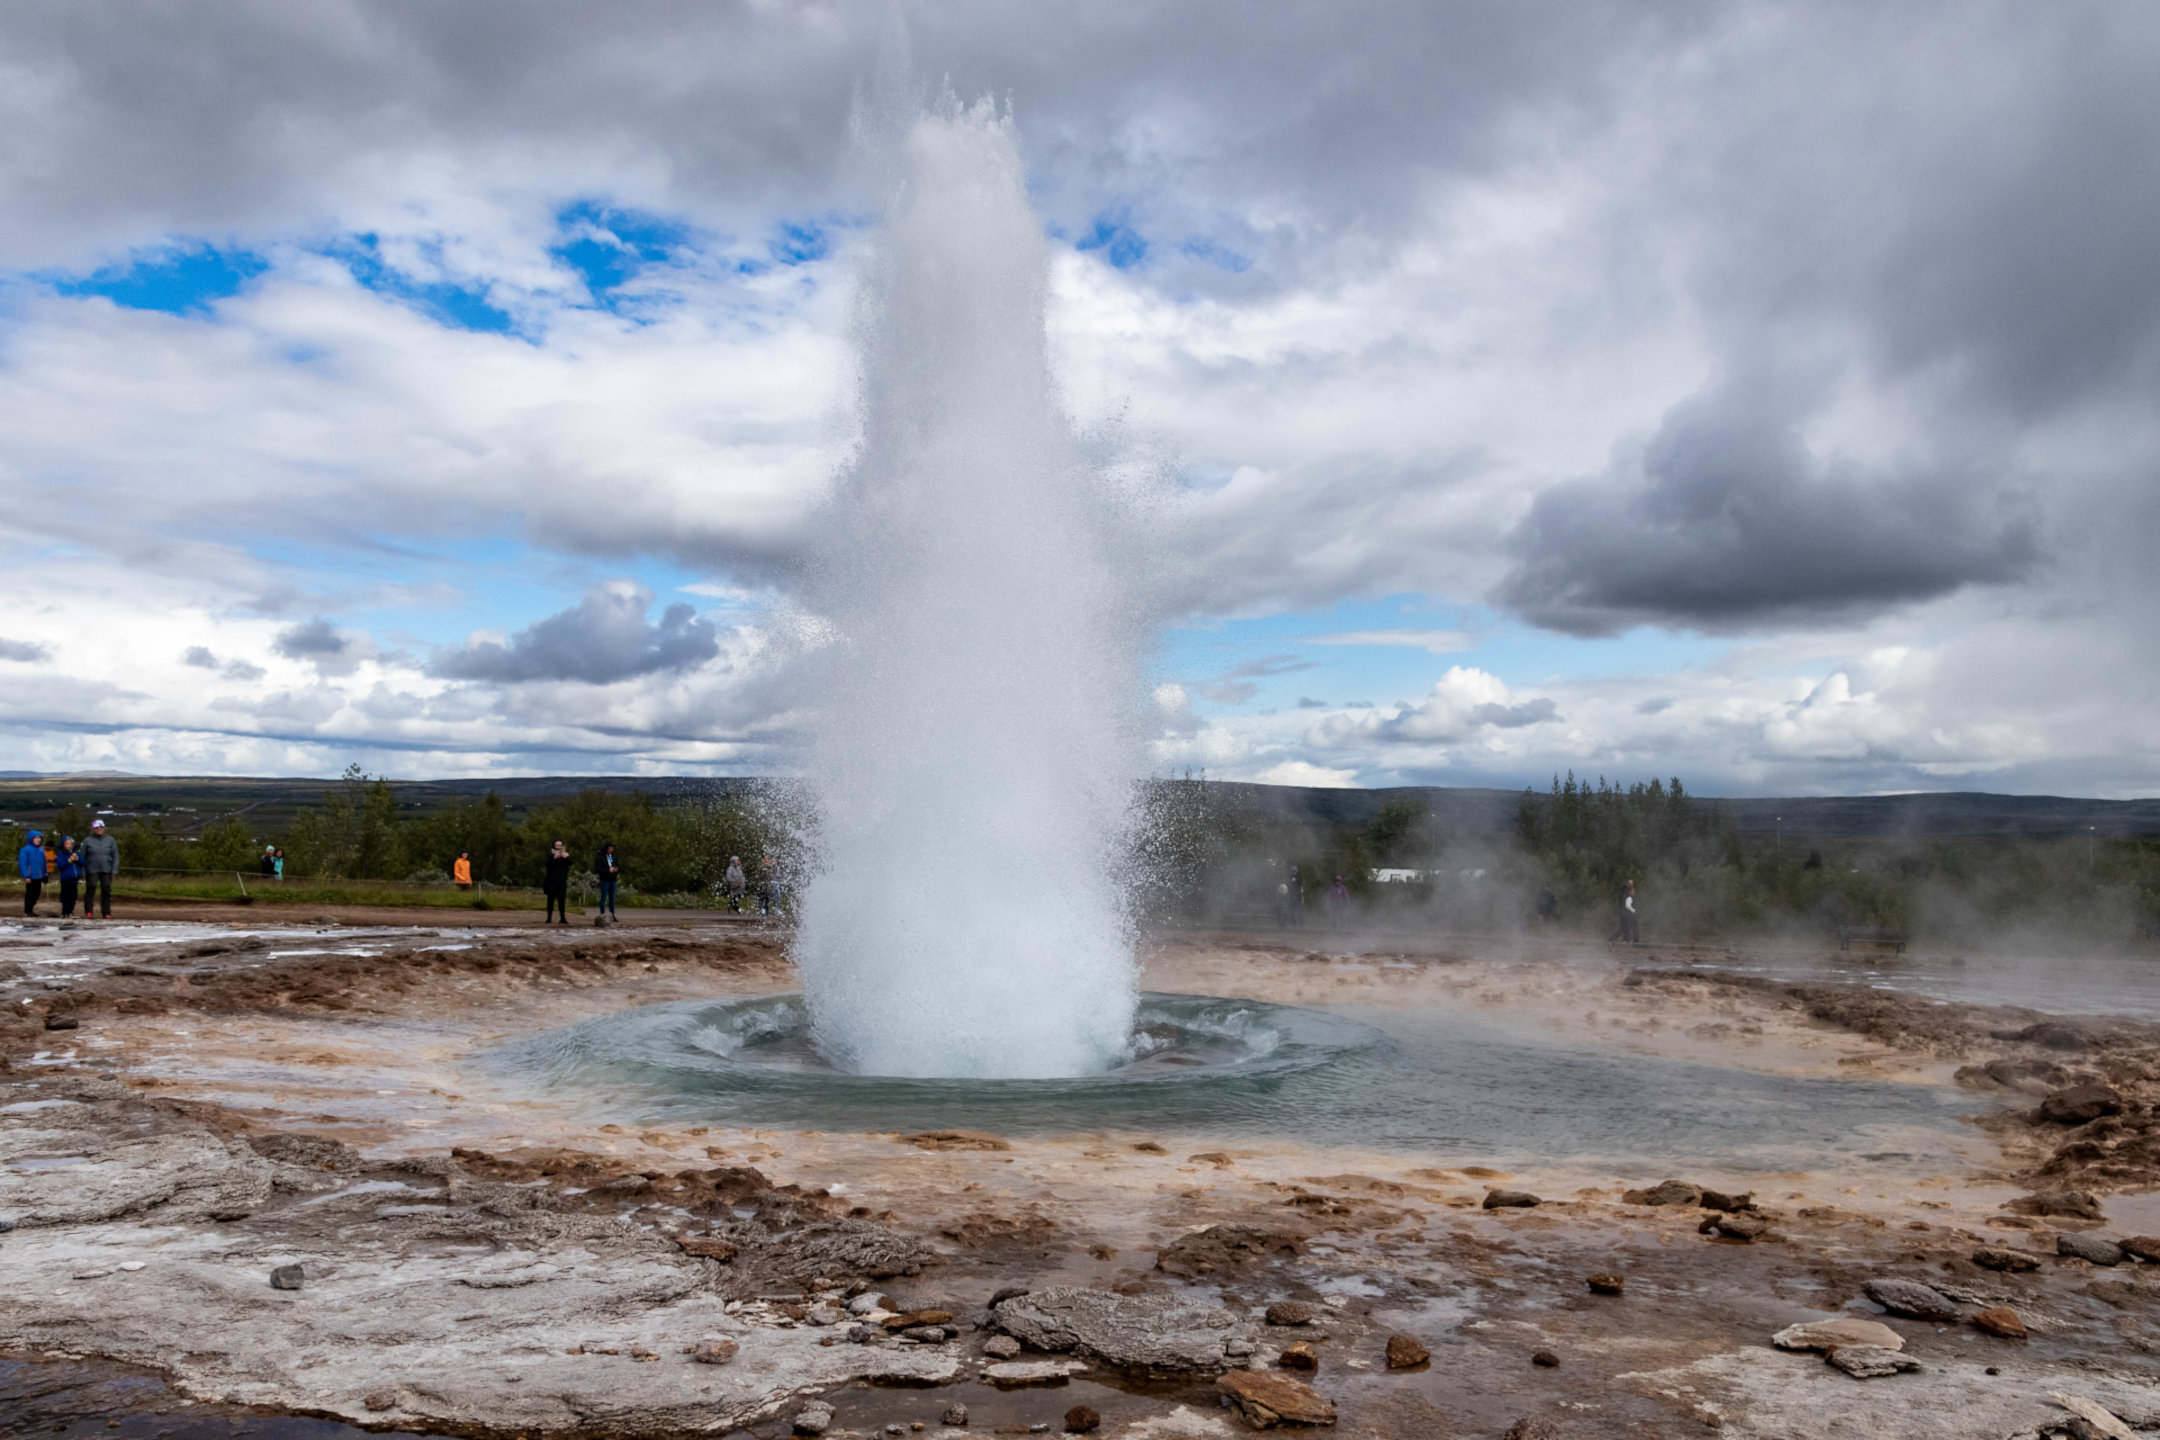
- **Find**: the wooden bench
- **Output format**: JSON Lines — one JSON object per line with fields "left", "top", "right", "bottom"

{"left": 1837, "top": 924, "right": 1906, "bottom": 954}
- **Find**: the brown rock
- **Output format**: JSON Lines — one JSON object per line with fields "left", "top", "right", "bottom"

{"left": 2121, "top": 1235, "right": 2160, "bottom": 1263}
{"left": 1971, "top": 1247, "right": 2042, "bottom": 1273}
{"left": 1586, "top": 1273, "right": 1625, "bottom": 1295}
{"left": 941, "top": 1403, "right": 969, "bottom": 1427}
{"left": 1705, "top": 1212, "right": 1768, "bottom": 1241}
{"left": 2005, "top": 1189, "right": 2104, "bottom": 1221}
{"left": 1156, "top": 1224, "right": 1307, "bottom": 1279}
{"left": 1621, "top": 1179, "right": 1700, "bottom": 1207}
{"left": 1483, "top": 1189, "right": 1541, "bottom": 1209}
{"left": 1384, "top": 1334, "right": 1429, "bottom": 1369}
{"left": 982, "top": 1335, "right": 1021, "bottom": 1359}
{"left": 884, "top": 1308, "right": 956, "bottom": 1328}
{"left": 1131, "top": 1141, "right": 1169, "bottom": 1154}
{"left": 43, "top": 1014, "right": 79, "bottom": 1031}
{"left": 1215, "top": 1371, "right": 1337, "bottom": 1428}
{"left": 692, "top": 1336, "right": 739, "bottom": 1365}
{"left": 1700, "top": 1189, "right": 1755, "bottom": 1212}
{"left": 1531, "top": 1349, "right": 1559, "bottom": 1368}
{"left": 898, "top": 1130, "right": 1011, "bottom": 1151}
{"left": 1503, "top": 1421, "right": 1558, "bottom": 1440}
{"left": 675, "top": 1235, "right": 741, "bottom": 1261}
{"left": 1278, "top": 1341, "right": 1319, "bottom": 1370}
{"left": 1266, "top": 1301, "right": 1319, "bottom": 1327}
{"left": 362, "top": 1394, "right": 395, "bottom": 1412}
{"left": 1972, "top": 1307, "right": 2027, "bottom": 1340}
{"left": 1189, "top": 1151, "right": 1235, "bottom": 1167}
{"left": 1063, "top": 1405, "right": 1100, "bottom": 1433}
{"left": 2038, "top": 1084, "right": 2123, "bottom": 1126}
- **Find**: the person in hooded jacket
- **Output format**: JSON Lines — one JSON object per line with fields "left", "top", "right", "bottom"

{"left": 79, "top": 819, "right": 119, "bottom": 917}
{"left": 18, "top": 829, "right": 48, "bottom": 916}
{"left": 542, "top": 840, "right": 572, "bottom": 924}
{"left": 594, "top": 841, "right": 620, "bottom": 923}
{"left": 57, "top": 836, "right": 84, "bottom": 918}
{"left": 723, "top": 855, "right": 747, "bottom": 912}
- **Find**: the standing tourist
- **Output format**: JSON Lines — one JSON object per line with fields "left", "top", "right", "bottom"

{"left": 1325, "top": 873, "right": 1351, "bottom": 928}
{"left": 594, "top": 841, "right": 620, "bottom": 923}
{"left": 1286, "top": 866, "right": 1306, "bottom": 929}
{"left": 723, "top": 855, "right": 747, "bottom": 912}
{"left": 453, "top": 851, "right": 472, "bottom": 890}
{"left": 17, "top": 829, "right": 47, "bottom": 916}
{"left": 273, "top": 848, "right": 284, "bottom": 880}
{"left": 542, "top": 840, "right": 572, "bottom": 925}
{"left": 757, "top": 852, "right": 777, "bottom": 915}
{"left": 57, "top": 836, "right": 84, "bottom": 918}
{"left": 80, "top": 818, "right": 118, "bottom": 918}
{"left": 259, "top": 846, "right": 278, "bottom": 878}
{"left": 1613, "top": 878, "right": 1639, "bottom": 944}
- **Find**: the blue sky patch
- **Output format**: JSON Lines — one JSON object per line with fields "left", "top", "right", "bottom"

{"left": 1076, "top": 210, "right": 1149, "bottom": 270}
{"left": 53, "top": 242, "right": 269, "bottom": 315}
{"left": 551, "top": 201, "right": 690, "bottom": 302}
{"left": 768, "top": 220, "right": 830, "bottom": 266}
{"left": 330, "top": 234, "right": 514, "bottom": 334}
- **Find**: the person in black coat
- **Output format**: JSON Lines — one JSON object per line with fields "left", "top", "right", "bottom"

{"left": 543, "top": 840, "right": 572, "bottom": 924}
{"left": 594, "top": 841, "right": 620, "bottom": 922}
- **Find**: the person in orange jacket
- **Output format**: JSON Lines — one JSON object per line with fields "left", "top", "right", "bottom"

{"left": 453, "top": 851, "right": 473, "bottom": 889}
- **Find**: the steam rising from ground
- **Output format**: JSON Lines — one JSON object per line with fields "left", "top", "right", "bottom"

{"left": 792, "top": 97, "right": 1141, "bottom": 1078}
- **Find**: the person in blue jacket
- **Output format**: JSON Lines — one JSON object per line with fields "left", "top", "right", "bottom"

{"left": 56, "top": 836, "right": 84, "bottom": 918}
{"left": 17, "top": 828, "right": 48, "bottom": 916}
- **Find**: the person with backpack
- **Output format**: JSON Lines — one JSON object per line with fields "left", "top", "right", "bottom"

{"left": 18, "top": 828, "right": 48, "bottom": 916}
{"left": 542, "top": 840, "right": 572, "bottom": 924}
{"left": 79, "top": 819, "right": 118, "bottom": 918}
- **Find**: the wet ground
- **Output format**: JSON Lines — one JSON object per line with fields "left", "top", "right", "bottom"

{"left": 6, "top": 913, "right": 2160, "bottom": 1438}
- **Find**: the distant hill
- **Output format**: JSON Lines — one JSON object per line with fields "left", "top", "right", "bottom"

{"left": 0, "top": 773, "right": 2152, "bottom": 841}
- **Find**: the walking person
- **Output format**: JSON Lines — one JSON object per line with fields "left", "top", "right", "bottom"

{"left": 18, "top": 829, "right": 48, "bottom": 916}
{"left": 453, "top": 851, "right": 472, "bottom": 890}
{"left": 542, "top": 840, "right": 572, "bottom": 925}
{"left": 57, "top": 836, "right": 84, "bottom": 918}
{"left": 723, "top": 855, "right": 746, "bottom": 912}
{"left": 80, "top": 818, "right": 118, "bottom": 918}
{"left": 594, "top": 841, "right": 620, "bottom": 923}
{"left": 1612, "top": 878, "right": 1640, "bottom": 944}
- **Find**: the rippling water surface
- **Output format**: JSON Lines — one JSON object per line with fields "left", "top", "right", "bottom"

{"left": 486, "top": 990, "right": 1987, "bottom": 1174}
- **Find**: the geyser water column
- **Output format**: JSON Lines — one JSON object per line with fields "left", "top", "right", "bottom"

{"left": 794, "top": 96, "right": 1142, "bottom": 1079}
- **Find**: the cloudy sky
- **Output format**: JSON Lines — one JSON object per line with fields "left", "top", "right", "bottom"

{"left": 1, "top": 0, "right": 2156, "bottom": 796}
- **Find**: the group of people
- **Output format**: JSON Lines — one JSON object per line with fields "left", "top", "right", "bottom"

{"left": 525, "top": 842, "right": 783, "bottom": 925}
{"left": 258, "top": 846, "right": 286, "bottom": 879}
{"left": 14, "top": 819, "right": 119, "bottom": 918}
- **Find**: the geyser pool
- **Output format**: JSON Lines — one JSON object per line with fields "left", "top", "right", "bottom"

{"left": 487, "top": 992, "right": 1988, "bottom": 1172}
{"left": 792, "top": 96, "right": 1144, "bottom": 1080}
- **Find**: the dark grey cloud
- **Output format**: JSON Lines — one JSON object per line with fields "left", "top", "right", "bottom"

{"left": 431, "top": 583, "right": 719, "bottom": 684}
{"left": 1495, "top": 377, "right": 2039, "bottom": 635}
{"left": 182, "top": 645, "right": 217, "bottom": 668}
{"left": 272, "top": 619, "right": 348, "bottom": 659}
{"left": 0, "top": 638, "right": 50, "bottom": 662}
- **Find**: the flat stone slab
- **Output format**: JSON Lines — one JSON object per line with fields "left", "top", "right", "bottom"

{"left": 1772, "top": 1318, "right": 1905, "bottom": 1353}
{"left": 992, "top": 1287, "right": 1250, "bottom": 1372}
{"left": 984, "top": 1359, "right": 1089, "bottom": 1386}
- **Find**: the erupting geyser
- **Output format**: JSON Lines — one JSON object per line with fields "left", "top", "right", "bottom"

{"left": 792, "top": 96, "right": 1142, "bottom": 1079}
